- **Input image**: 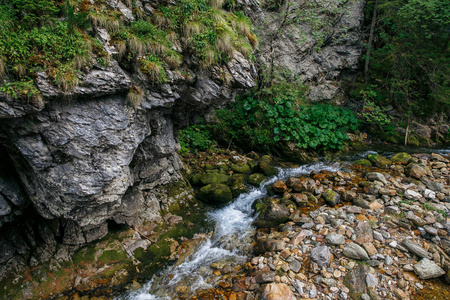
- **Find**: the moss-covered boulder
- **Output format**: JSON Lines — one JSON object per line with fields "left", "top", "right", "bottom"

{"left": 257, "top": 155, "right": 278, "bottom": 176}
{"left": 367, "top": 154, "right": 391, "bottom": 169}
{"left": 391, "top": 152, "right": 412, "bottom": 165}
{"left": 248, "top": 173, "right": 266, "bottom": 187}
{"left": 230, "top": 173, "right": 247, "bottom": 186}
{"left": 352, "top": 159, "right": 372, "bottom": 166}
{"left": 231, "top": 183, "right": 247, "bottom": 197}
{"left": 190, "top": 172, "right": 204, "bottom": 186}
{"left": 199, "top": 173, "right": 230, "bottom": 186}
{"left": 231, "top": 162, "right": 251, "bottom": 174}
{"left": 323, "top": 189, "right": 341, "bottom": 207}
{"left": 198, "top": 183, "right": 233, "bottom": 204}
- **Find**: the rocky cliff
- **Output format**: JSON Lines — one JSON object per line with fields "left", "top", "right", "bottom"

{"left": 0, "top": 0, "right": 364, "bottom": 282}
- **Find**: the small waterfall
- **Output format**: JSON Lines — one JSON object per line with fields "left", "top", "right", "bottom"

{"left": 120, "top": 162, "right": 341, "bottom": 299}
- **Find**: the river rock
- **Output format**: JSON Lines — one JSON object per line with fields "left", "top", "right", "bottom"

{"left": 258, "top": 156, "right": 278, "bottom": 176}
{"left": 343, "top": 264, "right": 371, "bottom": 300}
{"left": 413, "top": 258, "right": 445, "bottom": 279}
{"left": 343, "top": 243, "right": 370, "bottom": 260}
{"left": 367, "top": 154, "right": 391, "bottom": 169}
{"left": 421, "top": 177, "right": 444, "bottom": 192}
{"left": 248, "top": 173, "right": 266, "bottom": 187}
{"left": 431, "top": 153, "right": 449, "bottom": 162}
{"left": 391, "top": 152, "right": 412, "bottom": 165}
{"left": 355, "top": 221, "right": 373, "bottom": 245}
{"left": 352, "top": 159, "right": 372, "bottom": 166}
{"left": 255, "top": 270, "right": 276, "bottom": 283}
{"left": 406, "top": 163, "right": 427, "bottom": 179}
{"left": 323, "top": 189, "right": 341, "bottom": 207}
{"left": 254, "top": 203, "right": 290, "bottom": 228}
{"left": 326, "top": 233, "right": 346, "bottom": 245}
{"left": 353, "top": 197, "right": 370, "bottom": 209}
{"left": 231, "top": 162, "right": 251, "bottom": 174}
{"left": 401, "top": 239, "right": 432, "bottom": 259}
{"left": 286, "top": 177, "right": 316, "bottom": 193}
{"left": 198, "top": 184, "right": 233, "bottom": 204}
{"left": 272, "top": 181, "right": 288, "bottom": 194}
{"left": 199, "top": 173, "right": 230, "bottom": 186}
{"left": 261, "top": 283, "right": 296, "bottom": 300}
{"left": 310, "top": 245, "right": 331, "bottom": 267}
{"left": 366, "top": 172, "right": 387, "bottom": 185}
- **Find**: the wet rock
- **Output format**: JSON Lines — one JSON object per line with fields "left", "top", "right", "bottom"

{"left": 254, "top": 203, "right": 290, "bottom": 228}
{"left": 391, "top": 153, "right": 412, "bottom": 165}
{"left": 286, "top": 177, "right": 316, "bottom": 193}
{"left": 401, "top": 239, "right": 432, "bottom": 259}
{"left": 310, "top": 245, "right": 331, "bottom": 267}
{"left": 343, "top": 264, "right": 371, "bottom": 299}
{"left": 368, "top": 154, "right": 391, "bottom": 169}
{"left": 198, "top": 184, "right": 233, "bottom": 204}
{"left": 261, "top": 283, "right": 296, "bottom": 300}
{"left": 353, "top": 159, "right": 372, "bottom": 166}
{"left": 231, "top": 162, "right": 251, "bottom": 174}
{"left": 326, "top": 233, "right": 346, "bottom": 245}
{"left": 255, "top": 270, "right": 276, "bottom": 283}
{"left": 343, "top": 243, "right": 370, "bottom": 260}
{"left": 248, "top": 173, "right": 266, "bottom": 187}
{"left": 272, "top": 181, "right": 288, "bottom": 194}
{"left": 413, "top": 258, "right": 445, "bottom": 279}
{"left": 291, "top": 193, "right": 308, "bottom": 206}
{"left": 199, "top": 173, "right": 230, "bottom": 186}
{"left": 257, "top": 156, "right": 278, "bottom": 177}
{"left": 323, "top": 189, "right": 341, "bottom": 207}
{"left": 367, "top": 172, "right": 387, "bottom": 185}
{"left": 231, "top": 183, "right": 247, "bottom": 197}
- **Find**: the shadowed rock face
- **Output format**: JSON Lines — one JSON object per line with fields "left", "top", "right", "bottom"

{"left": 0, "top": 50, "right": 256, "bottom": 280}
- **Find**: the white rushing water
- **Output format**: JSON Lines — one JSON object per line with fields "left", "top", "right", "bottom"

{"left": 120, "top": 162, "right": 340, "bottom": 300}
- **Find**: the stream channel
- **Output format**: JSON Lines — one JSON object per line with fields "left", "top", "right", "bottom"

{"left": 119, "top": 148, "right": 450, "bottom": 300}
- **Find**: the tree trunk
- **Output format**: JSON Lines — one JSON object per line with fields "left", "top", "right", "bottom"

{"left": 364, "top": 0, "right": 378, "bottom": 81}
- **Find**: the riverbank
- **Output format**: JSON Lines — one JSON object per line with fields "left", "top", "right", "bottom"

{"left": 179, "top": 150, "right": 450, "bottom": 300}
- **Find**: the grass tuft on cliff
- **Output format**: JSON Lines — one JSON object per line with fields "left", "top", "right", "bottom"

{"left": 0, "top": 0, "right": 256, "bottom": 101}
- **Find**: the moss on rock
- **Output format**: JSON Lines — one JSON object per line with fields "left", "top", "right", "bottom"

{"left": 352, "top": 159, "right": 372, "bottom": 166}
{"left": 231, "top": 162, "right": 251, "bottom": 174}
{"left": 199, "top": 173, "right": 230, "bottom": 186}
{"left": 391, "top": 152, "right": 412, "bottom": 165}
{"left": 367, "top": 154, "right": 392, "bottom": 169}
{"left": 248, "top": 173, "right": 266, "bottom": 187}
{"left": 198, "top": 183, "right": 233, "bottom": 204}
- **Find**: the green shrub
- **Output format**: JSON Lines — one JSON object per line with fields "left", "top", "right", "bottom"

{"left": 179, "top": 119, "right": 216, "bottom": 153}
{"left": 212, "top": 92, "right": 359, "bottom": 151}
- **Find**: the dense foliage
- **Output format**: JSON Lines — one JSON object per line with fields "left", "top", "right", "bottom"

{"left": 180, "top": 80, "right": 359, "bottom": 153}
{"left": 211, "top": 93, "right": 358, "bottom": 152}
{"left": 0, "top": 0, "right": 255, "bottom": 102}
{"left": 361, "top": 0, "right": 450, "bottom": 116}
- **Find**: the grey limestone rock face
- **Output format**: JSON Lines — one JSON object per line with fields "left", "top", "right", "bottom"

{"left": 0, "top": 47, "right": 256, "bottom": 280}
{"left": 251, "top": 0, "right": 364, "bottom": 102}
